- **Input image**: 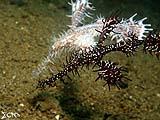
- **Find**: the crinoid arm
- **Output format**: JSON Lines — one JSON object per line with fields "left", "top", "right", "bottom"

{"left": 94, "top": 60, "right": 130, "bottom": 90}
{"left": 96, "top": 15, "right": 121, "bottom": 46}
{"left": 36, "top": 38, "right": 130, "bottom": 89}
{"left": 37, "top": 12, "right": 159, "bottom": 91}
{"left": 143, "top": 32, "right": 160, "bottom": 59}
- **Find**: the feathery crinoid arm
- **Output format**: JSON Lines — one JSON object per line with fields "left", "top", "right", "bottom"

{"left": 143, "top": 32, "right": 160, "bottom": 59}
{"left": 67, "top": 0, "right": 95, "bottom": 28}
{"left": 94, "top": 60, "right": 130, "bottom": 90}
{"left": 36, "top": 13, "right": 159, "bottom": 90}
{"left": 36, "top": 15, "right": 130, "bottom": 89}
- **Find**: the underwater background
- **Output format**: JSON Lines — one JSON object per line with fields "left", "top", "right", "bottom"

{"left": 0, "top": 0, "right": 160, "bottom": 120}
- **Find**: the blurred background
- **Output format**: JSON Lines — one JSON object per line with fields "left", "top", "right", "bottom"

{"left": 0, "top": 0, "right": 160, "bottom": 120}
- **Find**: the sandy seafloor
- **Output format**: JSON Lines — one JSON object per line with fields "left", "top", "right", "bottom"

{"left": 0, "top": 0, "right": 160, "bottom": 120}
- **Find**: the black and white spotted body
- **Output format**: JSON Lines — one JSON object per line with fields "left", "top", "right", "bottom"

{"left": 37, "top": 16, "right": 160, "bottom": 90}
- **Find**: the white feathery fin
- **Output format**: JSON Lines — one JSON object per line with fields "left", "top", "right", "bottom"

{"left": 110, "top": 13, "right": 153, "bottom": 42}
{"left": 129, "top": 13, "right": 137, "bottom": 21}
{"left": 67, "top": 0, "right": 95, "bottom": 28}
{"left": 138, "top": 17, "right": 147, "bottom": 24}
{"left": 68, "top": 0, "right": 73, "bottom": 5}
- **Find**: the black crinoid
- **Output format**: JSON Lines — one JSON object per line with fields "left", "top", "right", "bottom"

{"left": 37, "top": 15, "right": 160, "bottom": 90}
{"left": 143, "top": 31, "right": 160, "bottom": 59}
